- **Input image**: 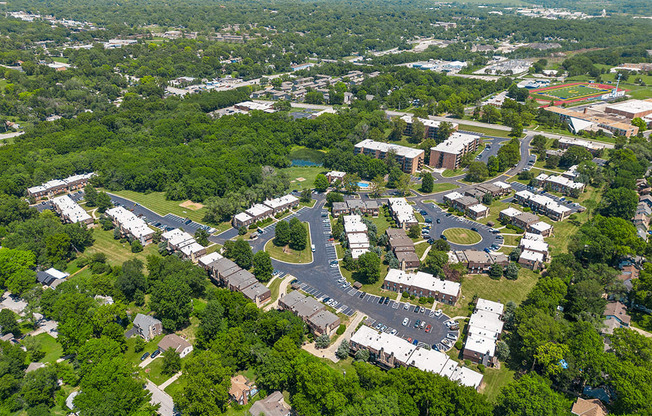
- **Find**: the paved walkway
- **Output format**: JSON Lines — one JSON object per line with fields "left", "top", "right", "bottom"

{"left": 146, "top": 380, "right": 175, "bottom": 416}
{"left": 263, "top": 275, "right": 292, "bottom": 312}
{"left": 158, "top": 372, "right": 182, "bottom": 390}
{"left": 420, "top": 245, "right": 432, "bottom": 261}
{"left": 302, "top": 311, "right": 366, "bottom": 362}
{"left": 632, "top": 326, "right": 652, "bottom": 338}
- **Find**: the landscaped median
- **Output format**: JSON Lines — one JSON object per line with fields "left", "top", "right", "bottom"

{"left": 264, "top": 222, "right": 313, "bottom": 264}
{"left": 442, "top": 227, "right": 482, "bottom": 245}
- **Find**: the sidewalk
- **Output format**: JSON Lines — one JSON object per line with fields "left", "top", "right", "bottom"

{"left": 302, "top": 311, "right": 366, "bottom": 362}
{"left": 263, "top": 275, "right": 292, "bottom": 312}
{"left": 158, "top": 372, "right": 182, "bottom": 390}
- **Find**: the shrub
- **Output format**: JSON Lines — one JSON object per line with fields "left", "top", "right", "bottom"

{"left": 477, "top": 364, "right": 486, "bottom": 373}
{"left": 402, "top": 291, "right": 409, "bottom": 298}
{"left": 464, "top": 359, "right": 471, "bottom": 366}
{"left": 336, "top": 324, "right": 346, "bottom": 335}
{"left": 315, "top": 334, "right": 330, "bottom": 349}
{"left": 455, "top": 340, "right": 463, "bottom": 350}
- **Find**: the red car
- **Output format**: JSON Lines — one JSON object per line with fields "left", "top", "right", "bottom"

{"left": 407, "top": 337, "right": 413, "bottom": 343}
{"left": 425, "top": 324, "right": 432, "bottom": 333}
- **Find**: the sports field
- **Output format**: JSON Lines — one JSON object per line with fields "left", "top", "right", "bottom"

{"left": 531, "top": 83, "right": 610, "bottom": 102}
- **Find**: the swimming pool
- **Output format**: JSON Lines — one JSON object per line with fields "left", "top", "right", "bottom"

{"left": 357, "top": 182, "right": 370, "bottom": 188}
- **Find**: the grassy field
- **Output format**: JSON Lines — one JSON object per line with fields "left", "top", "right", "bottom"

{"left": 268, "top": 277, "right": 283, "bottom": 302}
{"left": 442, "top": 168, "right": 465, "bottom": 178}
{"left": 124, "top": 334, "right": 165, "bottom": 366}
{"left": 457, "top": 124, "right": 514, "bottom": 138}
{"left": 442, "top": 228, "right": 482, "bottom": 245}
{"left": 502, "top": 234, "right": 522, "bottom": 247}
{"left": 412, "top": 182, "right": 458, "bottom": 194}
{"left": 547, "top": 186, "right": 602, "bottom": 256}
{"left": 264, "top": 224, "right": 313, "bottom": 263}
{"left": 415, "top": 242, "right": 429, "bottom": 260}
{"left": 84, "top": 227, "right": 160, "bottom": 266}
{"left": 531, "top": 84, "right": 609, "bottom": 101}
{"left": 104, "top": 190, "right": 209, "bottom": 224}
{"left": 482, "top": 365, "right": 517, "bottom": 403}
{"left": 143, "top": 357, "right": 171, "bottom": 385}
{"left": 35, "top": 333, "right": 63, "bottom": 363}
{"left": 475, "top": 199, "right": 513, "bottom": 226}
{"left": 281, "top": 166, "right": 325, "bottom": 191}
{"left": 439, "top": 268, "right": 540, "bottom": 318}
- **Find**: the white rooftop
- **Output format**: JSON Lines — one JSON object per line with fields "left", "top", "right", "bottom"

{"left": 45, "top": 267, "right": 69, "bottom": 279}
{"left": 51, "top": 195, "right": 92, "bottom": 224}
{"left": 468, "top": 310, "right": 504, "bottom": 335}
{"left": 519, "top": 238, "right": 549, "bottom": 253}
{"left": 350, "top": 325, "right": 416, "bottom": 363}
{"left": 263, "top": 194, "right": 299, "bottom": 210}
{"left": 500, "top": 207, "right": 522, "bottom": 218}
{"left": 388, "top": 198, "right": 417, "bottom": 226}
{"left": 180, "top": 242, "right": 205, "bottom": 257}
{"left": 246, "top": 203, "right": 273, "bottom": 218}
{"left": 529, "top": 221, "right": 553, "bottom": 233}
{"left": 234, "top": 212, "right": 252, "bottom": 223}
{"left": 431, "top": 132, "right": 480, "bottom": 155}
{"left": 606, "top": 99, "right": 652, "bottom": 114}
{"left": 400, "top": 114, "right": 459, "bottom": 130}
{"left": 343, "top": 215, "right": 368, "bottom": 234}
{"left": 520, "top": 249, "right": 545, "bottom": 263}
{"left": 468, "top": 203, "right": 488, "bottom": 214}
{"left": 522, "top": 232, "right": 545, "bottom": 242}
{"left": 476, "top": 298, "right": 504, "bottom": 316}
{"left": 355, "top": 139, "right": 424, "bottom": 159}
{"left": 493, "top": 181, "right": 511, "bottom": 190}
{"left": 385, "top": 269, "right": 461, "bottom": 297}
{"left": 545, "top": 175, "right": 584, "bottom": 190}
{"left": 445, "top": 192, "right": 464, "bottom": 201}
{"left": 408, "top": 347, "right": 452, "bottom": 374}
{"left": 451, "top": 366, "right": 484, "bottom": 389}
{"left": 198, "top": 252, "right": 223, "bottom": 267}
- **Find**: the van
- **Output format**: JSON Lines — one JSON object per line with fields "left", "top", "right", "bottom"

{"left": 311, "top": 244, "right": 316, "bottom": 252}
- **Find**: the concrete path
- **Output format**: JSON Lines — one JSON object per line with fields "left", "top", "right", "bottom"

{"left": 139, "top": 355, "right": 160, "bottom": 369}
{"left": 420, "top": 245, "right": 432, "bottom": 261}
{"left": 263, "top": 275, "right": 292, "bottom": 312}
{"left": 158, "top": 372, "right": 182, "bottom": 390}
{"left": 146, "top": 380, "right": 175, "bottom": 416}
{"left": 302, "top": 311, "right": 366, "bottom": 362}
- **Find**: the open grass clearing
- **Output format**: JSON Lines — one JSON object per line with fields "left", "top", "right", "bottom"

{"left": 34, "top": 333, "right": 63, "bottom": 363}
{"left": 104, "top": 189, "right": 208, "bottom": 224}
{"left": 268, "top": 277, "right": 283, "bottom": 302}
{"left": 264, "top": 223, "right": 313, "bottom": 264}
{"left": 442, "top": 168, "right": 465, "bottom": 178}
{"left": 482, "top": 365, "right": 517, "bottom": 403}
{"left": 124, "top": 334, "right": 164, "bottom": 366}
{"left": 281, "top": 165, "right": 324, "bottom": 191}
{"left": 84, "top": 227, "right": 160, "bottom": 266}
{"left": 458, "top": 124, "right": 514, "bottom": 138}
{"left": 439, "top": 268, "right": 540, "bottom": 319}
{"left": 442, "top": 228, "right": 482, "bottom": 245}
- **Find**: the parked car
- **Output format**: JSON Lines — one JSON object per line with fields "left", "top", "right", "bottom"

{"left": 420, "top": 210, "right": 428, "bottom": 215}
{"left": 434, "top": 309, "right": 443, "bottom": 317}
{"left": 404, "top": 303, "right": 409, "bottom": 310}
{"left": 402, "top": 318, "right": 410, "bottom": 326}
{"left": 414, "top": 306, "right": 420, "bottom": 313}
{"left": 359, "top": 291, "right": 365, "bottom": 298}
{"left": 440, "top": 235, "right": 447, "bottom": 241}
{"left": 379, "top": 296, "right": 385, "bottom": 304}
{"left": 425, "top": 218, "right": 432, "bottom": 223}
{"left": 441, "top": 339, "right": 452, "bottom": 348}
{"left": 407, "top": 337, "right": 413, "bottom": 343}
{"left": 425, "top": 324, "right": 432, "bottom": 333}
{"left": 436, "top": 218, "right": 441, "bottom": 224}
{"left": 471, "top": 227, "right": 477, "bottom": 232}
{"left": 414, "top": 319, "right": 421, "bottom": 328}
{"left": 384, "top": 297, "right": 390, "bottom": 305}
{"left": 446, "top": 333, "right": 458, "bottom": 341}
{"left": 140, "top": 352, "right": 150, "bottom": 361}
{"left": 420, "top": 321, "right": 426, "bottom": 329}
{"left": 150, "top": 349, "right": 161, "bottom": 359}
{"left": 412, "top": 339, "right": 419, "bottom": 346}
{"left": 390, "top": 329, "right": 398, "bottom": 335}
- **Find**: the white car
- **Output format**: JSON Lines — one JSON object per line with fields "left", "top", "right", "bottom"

{"left": 446, "top": 333, "right": 458, "bottom": 341}
{"left": 402, "top": 318, "right": 409, "bottom": 326}
{"left": 403, "top": 303, "right": 409, "bottom": 310}
{"left": 434, "top": 309, "right": 443, "bottom": 317}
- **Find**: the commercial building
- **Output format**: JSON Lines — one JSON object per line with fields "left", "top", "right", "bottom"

{"left": 557, "top": 137, "right": 608, "bottom": 155}
{"left": 429, "top": 132, "right": 481, "bottom": 170}
{"left": 51, "top": 195, "right": 93, "bottom": 225}
{"left": 400, "top": 115, "right": 459, "bottom": 140}
{"left": 605, "top": 99, "right": 652, "bottom": 119}
{"left": 514, "top": 190, "right": 571, "bottom": 221}
{"left": 105, "top": 206, "right": 155, "bottom": 245}
{"left": 533, "top": 173, "right": 585, "bottom": 197}
{"left": 454, "top": 250, "right": 509, "bottom": 274}
{"left": 386, "top": 228, "right": 420, "bottom": 269}
{"left": 383, "top": 269, "right": 460, "bottom": 305}
{"left": 463, "top": 299, "right": 504, "bottom": 365}
{"left": 354, "top": 139, "right": 424, "bottom": 174}
{"left": 546, "top": 105, "right": 639, "bottom": 138}
{"left": 350, "top": 326, "right": 483, "bottom": 390}
{"left": 27, "top": 172, "right": 95, "bottom": 200}
{"left": 387, "top": 198, "right": 418, "bottom": 229}
{"left": 278, "top": 291, "right": 340, "bottom": 336}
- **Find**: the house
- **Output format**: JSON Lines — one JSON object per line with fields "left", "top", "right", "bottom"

{"left": 36, "top": 268, "right": 69, "bottom": 288}
{"left": 241, "top": 282, "right": 272, "bottom": 306}
{"left": 603, "top": 302, "right": 631, "bottom": 327}
{"left": 248, "top": 391, "right": 291, "bottom": 416}
{"left": 133, "top": 314, "right": 162, "bottom": 341}
{"left": 157, "top": 334, "right": 193, "bottom": 358}
{"left": 229, "top": 375, "right": 257, "bottom": 405}
{"left": 571, "top": 398, "right": 608, "bottom": 416}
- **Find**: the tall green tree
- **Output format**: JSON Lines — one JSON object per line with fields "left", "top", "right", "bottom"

{"left": 253, "top": 251, "right": 273, "bottom": 282}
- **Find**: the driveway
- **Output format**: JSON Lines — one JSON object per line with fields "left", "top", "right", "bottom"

{"left": 145, "top": 380, "right": 176, "bottom": 416}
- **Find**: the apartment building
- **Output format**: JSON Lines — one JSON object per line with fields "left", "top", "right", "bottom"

{"left": 343, "top": 215, "right": 370, "bottom": 259}
{"left": 429, "top": 132, "right": 481, "bottom": 170}
{"left": 463, "top": 299, "right": 504, "bottom": 365}
{"left": 232, "top": 193, "right": 298, "bottom": 228}
{"left": 278, "top": 291, "right": 340, "bottom": 336}
{"left": 386, "top": 228, "right": 420, "bottom": 270}
{"left": 105, "top": 206, "right": 154, "bottom": 245}
{"left": 400, "top": 115, "right": 459, "bottom": 140}
{"left": 533, "top": 173, "right": 585, "bottom": 197}
{"left": 387, "top": 198, "right": 418, "bottom": 229}
{"left": 383, "top": 269, "right": 460, "bottom": 305}
{"left": 454, "top": 250, "right": 509, "bottom": 274}
{"left": 27, "top": 172, "right": 96, "bottom": 200}
{"left": 514, "top": 190, "right": 571, "bottom": 221}
{"left": 350, "top": 326, "right": 483, "bottom": 390}
{"left": 444, "top": 192, "right": 489, "bottom": 220}
{"left": 326, "top": 171, "right": 346, "bottom": 183}
{"left": 354, "top": 139, "right": 424, "bottom": 174}
{"left": 332, "top": 199, "right": 379, "bottom": 217}
{"left": 200, "top": 254, "right": 271, "bottom": 306}
{"left": 499, "top": 207, "right": 553, "bottom": 236}
{"left": 51, "top": 195, "right": 93, "bottom": 225}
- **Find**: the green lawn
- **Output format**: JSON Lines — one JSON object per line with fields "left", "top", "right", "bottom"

{"left": 442, "top": 168, "right": 465, "bottom": 178}
{"left": 369, "top": 211, "right": 392, "bottom": 236}
{"left": 442, "top": 228, "right": 482, "bottom": 245}
{"left": 35, "top": 333, "right": 63, "bottom": 363}
{"left": 281, "top": 166, "right": 325, "bottom": 190}
{"left": 412, "top": 182, "right": 458, "bottom": 195}
{"left": 84, "top": 227, "right": 160, "bottom": 266}
{"left": 268, "top": 277, "right": 283, "bottom": 302}
{"left": 164, "top": 375, "right": 187, "bottom": 397}
{"left": 457, "top": 124, "right": 514, "bottom": 138}
{"left": 482, "top": 365, "right": 516, "bottom": 403}
{"left": 143, "top": 356, "right": 181, "bottom": 386}
{"left": 264, "top": 224, "right": 313, "bottom": 263}
{"left": 475, "top": 199, "right": 513, "bottom": 226}
{"left": 415, "top": 242, "right": 428, "bottom": 260}
{"left": 439, "top": 268, "right": 540, "bottom": 318}
{"left": 547, "top": 186, "right": 601, "bottom": 256}
{"left": 104, "top": 189, "right": 209, "bottom": 224}
{"left": 124, "top": 334, "right": 165, "bottom": 366}
{"left": 502, "top": 234, "right": 522, "bottom": 247}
